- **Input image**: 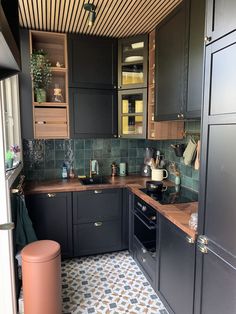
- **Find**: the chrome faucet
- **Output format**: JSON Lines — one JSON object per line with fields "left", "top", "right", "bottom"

{"left": 89, "top": 159, "right": 99, "bottom": 177}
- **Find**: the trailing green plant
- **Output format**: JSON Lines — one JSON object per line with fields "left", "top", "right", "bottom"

{"left": 30, "top": 49, "right": 52, "bottom": 91}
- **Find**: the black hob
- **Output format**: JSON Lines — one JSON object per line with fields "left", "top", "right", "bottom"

{"left": 140, "top": 186, "right": 198, "bottom": 205}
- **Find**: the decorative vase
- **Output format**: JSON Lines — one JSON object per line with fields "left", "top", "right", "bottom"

{"left": 36, "top": 88, "right": 46, "bottom": 102}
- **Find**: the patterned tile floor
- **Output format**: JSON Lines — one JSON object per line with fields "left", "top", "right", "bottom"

{"left": 61, "top": 251, "right": 169, "bottom": 314}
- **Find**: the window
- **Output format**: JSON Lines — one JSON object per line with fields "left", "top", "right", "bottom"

{"left": 0, "top": 75, "right": 22, "bottom": 171}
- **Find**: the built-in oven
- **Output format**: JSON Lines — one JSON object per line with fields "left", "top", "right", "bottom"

{"left": 133, "top": 196, "right": 157, "bottom": 259}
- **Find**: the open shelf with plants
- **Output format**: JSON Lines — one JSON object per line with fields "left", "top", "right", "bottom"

{"left": 29, "top": 30, "right": 69, "bottom": 139}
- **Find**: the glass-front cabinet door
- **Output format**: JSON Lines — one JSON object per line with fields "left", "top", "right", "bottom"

{"left": 118, "top": 89, "right": 147, "bottom": 138}
{"left": 118, "top": 35, "right": 148, "bottom": 89}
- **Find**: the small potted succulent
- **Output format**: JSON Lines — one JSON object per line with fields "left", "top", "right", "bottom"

{"left": 5, "top": 150, "right": 14, "bottom": 169}
{"left": 30, "top": 49, "right": 52, "bottom": 102}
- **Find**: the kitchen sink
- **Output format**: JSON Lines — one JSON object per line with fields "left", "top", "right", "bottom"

{"left": 79, "top": 176, "right": 110, "bottom": 185}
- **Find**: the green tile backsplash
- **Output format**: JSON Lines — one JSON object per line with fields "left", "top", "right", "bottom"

{"left": 23, "top": 121, "right": 200, "bottom": 191}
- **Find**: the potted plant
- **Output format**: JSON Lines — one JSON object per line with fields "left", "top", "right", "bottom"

{"left": 30, "top": 49, "right": 52, "bottom": 102}
{"left": 5, "top": 150, "right": 14, "bottom": 169}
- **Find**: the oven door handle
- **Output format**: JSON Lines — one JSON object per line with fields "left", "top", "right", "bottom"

{"left": 133, "top": 210, "right": 156, "bottom": 230}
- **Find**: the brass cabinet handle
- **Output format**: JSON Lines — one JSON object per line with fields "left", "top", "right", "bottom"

{"left": 204, "top": 36, "right": 212, "bottom": 43}
{"left": 198, "top": 235, "right": 209, "bottom": 245}
{"left": 94, "top": 190, "right": 102, "bottom": 194}
{"left": 141, "top": 257, "right": 146, "bottom": 263}
{"left": 186, "top": 236, "right": 195, "bottom": 244}
{"left": 94, "top": 222, "right": 103, "bottom": 227}
{"left": 47, "top": 193, "right": 56, "bottom": 198}
{"left": 197, "top": 243, "right": 208, "bottom": 254}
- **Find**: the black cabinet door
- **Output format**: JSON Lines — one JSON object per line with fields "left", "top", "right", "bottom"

{"left": 194, "top": 33, "right": 236, "bottom": 314}
{"left": 128, "top": 190, "right": 134, "bottom": 256}
{"left": 73, "top": 189, "right": 122, "bottom": 224}
{"left": 25, "top": 192, "right": 73, "bottom": 258}
{"left": 121, "top": 188, "right": 129, "bottom": 250}
{"left": 158, "top": 217, "right": 195, "bottom": 314}
{"left": 19, "top": 29, "right": 34, "bottom": 139}
{"left": 155, "top": 1, "right": 188, "bottom": 121}
{"left": 73, "top": 219, "right": 122, "bottom": 256}
{"left": 70, "top": 88, "right": 118, "bottom": 138}
{"left": 68, "top": 34, "right": 117, "bottom": 89}
{"left": 186, "top": 0, "right": 205, "bottom": 118}
{"left": 205, "top": 0, "right": 236, "bottom": 43}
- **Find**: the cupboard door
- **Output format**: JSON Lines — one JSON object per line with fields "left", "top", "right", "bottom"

{"left": 155, "top": 2, "right": 188, "bottom": 121}
{"left": 159, "top": 217, "right": 195, "bottom": 314}
{"left": 186, "top": 0, "right": 205, "bottom": 118}
{"left": 118, "top": 34, "right": 148, "bottom": 89}
{"left": 68, "top": 34, "right": 117, "bottom": 89}
{"left": 70, "top": 88, "right": 117, "bottom": 138}
{"left": 205, "top": 0, "right": 236, "bottom": 43}
{"left": 73, "top": 189, "right": 122, "bottom": 224}
{"left": 73, "top": 219, "right": 122, "bottom": 256}
{"left": 26, "top": 192, "right": 73, "bottom": 258}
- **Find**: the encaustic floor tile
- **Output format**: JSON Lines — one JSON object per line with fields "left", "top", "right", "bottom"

{"left": 61, "top": 251, "right": 168, "bottom": 314}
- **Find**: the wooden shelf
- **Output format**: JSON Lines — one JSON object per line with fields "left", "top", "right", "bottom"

{"left": 30, "top": 30, "right": 69, "bottom": 139}
{"left": 33, "top": 102, "right": 68, "bottom": 107}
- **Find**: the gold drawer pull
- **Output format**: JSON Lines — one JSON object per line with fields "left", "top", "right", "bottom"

{"left": 141, "top": 257, "right": 146, "bottom": 263}
{"left": 47, "top": 193, "right": 56, "bottom": 198}
{"left": 197, "top": 244, "right": 208, "bottom": 254}
{"left": 94, "top": 190, "right": 102, "bottom": 194}
{"left": 94, "top": 222, "right": 103, "bottom": 227}
{"left": 186, "top": 236, "right": 195, "bottom": 244}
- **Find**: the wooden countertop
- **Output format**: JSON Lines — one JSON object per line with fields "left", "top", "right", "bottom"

{"left": 25, "top": 175, "right": 198, "bottom": 240}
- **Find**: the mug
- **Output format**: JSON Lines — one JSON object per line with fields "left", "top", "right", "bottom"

{"left": 151, "top": 168, "right": 168, "bottom": 181}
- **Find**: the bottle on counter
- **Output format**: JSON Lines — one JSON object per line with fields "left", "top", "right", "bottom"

{"left": 62, "top": 163, "right": 68, "bottom": 179}
{"left": 69, "top": 166, "right": 75, "bottom": 179}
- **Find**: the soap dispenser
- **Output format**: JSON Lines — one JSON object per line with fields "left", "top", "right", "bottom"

{"left": 62, "top": 163, "right": 68, "bottom": 179}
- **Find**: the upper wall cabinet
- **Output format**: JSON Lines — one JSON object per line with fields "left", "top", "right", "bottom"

{"left": 68, "top": 34, "right": 117, "bottom": 89}
{"left": 0, "top": 2, "right": 20, "bottom": 80}
{"left": 70, "top": 88, "right": 117, "bottom": 138}
{"left": 118, "top": 34, "right": 148, "bottom": 90}
{"left": 155, "top": 0, "right": 205, "bottom": 121}
{"left": 205, "top": 0, "right": 236, "bottom": 44}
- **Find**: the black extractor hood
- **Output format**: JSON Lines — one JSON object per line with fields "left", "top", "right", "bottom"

{"left": 0, "top": 3, "right": 20, "bottom": 80}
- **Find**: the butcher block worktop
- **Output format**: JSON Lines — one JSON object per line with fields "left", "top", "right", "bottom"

{"left": 25, "top": 175, "right": 198, "bottom": 240}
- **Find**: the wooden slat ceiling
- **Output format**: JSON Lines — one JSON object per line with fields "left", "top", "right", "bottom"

{"left": 19, "top": 0, "right": 182, "bottom": 38}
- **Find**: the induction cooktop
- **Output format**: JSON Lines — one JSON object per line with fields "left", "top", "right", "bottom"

{"left": 140, "top": 186, "right": 198, "bottom": 205}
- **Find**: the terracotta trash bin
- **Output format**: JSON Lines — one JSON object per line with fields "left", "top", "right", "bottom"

{"left": 21, "top": 240, "right": 62, "bottom": 314}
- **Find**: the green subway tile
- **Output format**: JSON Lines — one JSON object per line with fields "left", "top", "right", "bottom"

{"left": 74, "top": 139, "right": 84, "bottom": 150}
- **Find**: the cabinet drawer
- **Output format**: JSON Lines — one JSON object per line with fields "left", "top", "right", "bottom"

{"left": 133, "top": 237, "right": 156, "bottom": 287}
{"left": 73, "top": 219, "right": 122, "bottom": 256}
{"left": 34, "top": 107, "right": 68, "bottom": 138}
{"left": 73, "top": 189, "right": 122, "bottom": 224}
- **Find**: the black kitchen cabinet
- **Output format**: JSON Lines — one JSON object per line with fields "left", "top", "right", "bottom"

{"left": 68, "top": 34, "right": 117, "bottom": 89}
{"left": 118, "top": 34, "right": 148, "bottom": 90}
{"left": 155, "top": 1, "right": 188, "bottom": 121}
{"left": 205, "top": 0, "right": 236, "bottom": 44}
{"left": 73, "top": 189, "right": 123, "bottom": 256}
{"left": 186, "top": 0, "right": 205, "bottom": 118}
{"left": 194, "top": 31, "right": 236, "bottom": 314}
{"left": 19, "top": 29, "right": 34, "bottom": 139}
{"left": 122, "top": 189, "right": 129, "bottom": 250}
{"left": 158, "top": 216, "right": 195, "bottom": 314}
{"left": 155, "top": 0, "right": 204, "bottom": 121}
{"left": 25, "top": 192, "right": 73, "bottom": 258}
{"left": 128, "top": 190, "right": 134, "bottom": 256}
{"left": 70, "top": 88, "right": 117, "bottom": 138}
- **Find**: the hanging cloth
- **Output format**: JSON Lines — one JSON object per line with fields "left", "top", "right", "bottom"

{"left": 15, "top": 194, "right": 37, "bottom": 252}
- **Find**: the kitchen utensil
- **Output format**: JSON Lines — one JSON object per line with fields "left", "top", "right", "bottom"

{"left": 194, "top": 140, "right": 201, "bottom": 170}
{"left": 171, "top": 144, "right": 186, "bottom": 157}
{"left": 141, "top": 164, "right": 151, "bottom": 177}
{"left": 183, "top": 139, "right": 197, "bottom": 165}
{"left": 151, "top": 168, "right": 168, "bottom": 181}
